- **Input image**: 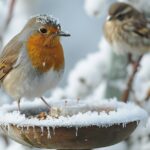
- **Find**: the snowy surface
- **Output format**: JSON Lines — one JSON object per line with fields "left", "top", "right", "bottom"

{"left": 0, "top": 98, "right": 148, "bottom": 128}
{"left": 95, "top": 142, "right": 127, "bottom": 150}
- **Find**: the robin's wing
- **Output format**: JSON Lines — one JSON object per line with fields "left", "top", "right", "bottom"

{"left": 0, "top": 34, "right": 22, "bottom": 81}
{"left": 123, "top": 17, "right": 150, "bottom": 38}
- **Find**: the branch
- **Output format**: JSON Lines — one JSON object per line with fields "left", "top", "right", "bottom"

{"left": 122, "top": 55, "right": 143, "bottom": 103}
{"left": 0, "top": 0, "right": 16, "bottom": 46}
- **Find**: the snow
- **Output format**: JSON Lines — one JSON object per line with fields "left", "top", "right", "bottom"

{"left": 84, "top": 0, "right": 112, "bottom": 17}
{"left": 35, "top": 14, "right": 60, "bottom": 29}
{"left": 133, "top": 53, "right": 150, "bottom": 100}
{"left": 0, "top": 98, "right": 148, "bottom": 128}
{"left": 95, "top": 142, "right": 127, "bottom": 150}
{"left": 51, "top": 38, "right": 112, "bottom": 99}
{"left": 128, "top": 118, "right": 150, "bottom": 150}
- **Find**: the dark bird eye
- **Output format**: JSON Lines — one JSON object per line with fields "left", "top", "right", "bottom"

{"left": 117, "top": 14, "right": 124, "bottom": 21}
{"left": 39, "top": 27, "right": 47, "bottom": 34}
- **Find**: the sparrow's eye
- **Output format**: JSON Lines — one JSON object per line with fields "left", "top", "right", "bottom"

{"left": 39, "top": 27, "right": 48, "bottom": 34}
{"left": 116, "top": 14, "right": 125, "bottom": 21}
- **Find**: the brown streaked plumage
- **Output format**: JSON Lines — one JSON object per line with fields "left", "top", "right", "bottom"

{"left": 104, "top": 2, "right": 150, "bottom": 55}
{"left": 0, "top": 34, "right": 22, "bottom": 80}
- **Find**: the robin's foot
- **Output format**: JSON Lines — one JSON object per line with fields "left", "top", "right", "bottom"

{"left": 17, "top": 99, "right": 21, "bottom": 112}
{"left": 40, "top": 97, "right": 51, "bottom": 112}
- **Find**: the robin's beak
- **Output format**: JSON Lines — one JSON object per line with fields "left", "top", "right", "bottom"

{"left": 56, "top": 31, "right": 71, "bottom": 37}
{"left": 107, "top": 15, "right": 113, "bottom": 21}
{"left": 44, "top": 31, "right": 70, "bottom": 46}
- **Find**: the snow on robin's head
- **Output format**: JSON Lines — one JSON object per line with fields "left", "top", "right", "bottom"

{"left": 35, "top": 14, "right": 61, "bottom": 29}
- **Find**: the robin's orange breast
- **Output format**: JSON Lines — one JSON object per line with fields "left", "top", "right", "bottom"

{"left": 26, "top": 33, "right": 64, "bottom": 72}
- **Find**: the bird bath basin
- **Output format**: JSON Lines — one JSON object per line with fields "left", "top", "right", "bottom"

{"left": 0, "top": 98, "right": 148, "bottom": 149}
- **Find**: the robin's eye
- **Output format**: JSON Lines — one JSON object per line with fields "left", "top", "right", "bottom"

{"left": 39, "top": 27, "right": 48, "bottom": 34}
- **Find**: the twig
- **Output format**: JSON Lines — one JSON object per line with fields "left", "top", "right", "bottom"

{"left": 0, "top": 0, "right": 16, "bottom": 46}
{"left": 122, "top": 55, "right": 143, "bottom": 103}
{"left": 4, "top": 0, "right": 16, "bottom": 31}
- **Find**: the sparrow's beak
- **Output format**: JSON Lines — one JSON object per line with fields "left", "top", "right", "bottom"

{"left": 57, "top": 31, "right": 71, "bottom": 37}
{"left": 107, "top": 15, "right": 113, "bottom": 21}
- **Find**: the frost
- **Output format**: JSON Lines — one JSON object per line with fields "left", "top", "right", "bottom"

{"left": 0, "top": 98, "right": 148, "bottom": 128}
{"left": 34, "top": 14, "right": 61, "bottom": 29}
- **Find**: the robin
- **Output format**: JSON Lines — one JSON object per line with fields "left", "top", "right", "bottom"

{"left": 0, "top": 14, "right": 70, "bottom": 111}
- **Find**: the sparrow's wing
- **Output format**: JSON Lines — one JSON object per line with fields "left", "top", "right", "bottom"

{"left": 0, "top": 34, "right": 22, "bottom": 80}
{"left": 123, "top": 18, "right": 150, "bottom": 38}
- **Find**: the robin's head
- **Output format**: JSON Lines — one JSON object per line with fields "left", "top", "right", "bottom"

{"left": 21, "top": 14, "right": 70, "bottom": 47}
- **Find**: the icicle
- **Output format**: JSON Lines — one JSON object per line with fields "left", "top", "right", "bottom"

{"left": 4, "top": 124, "right": 8, "bottom": 130}
{"left": 52, "top": 126, "right": 55, "bottom": 135}
{"left": 75, "top": 127, "right": 78, "bottom": 136}
{"left": 32, "top": 126, "right": 36, "bottom": 139}
{"left": 26, "top": 126, "right": 29, "bottom": 133}
{"left": 41, "top": 126, "right": 44, "bottom": 136}
{"left": 27, "top": 126, "right": 29, "bottom": 130}
{"left": 21, "top": 126, "right": 24, "bottom": 132}
{"left": 7, "top": 124, "right": 10, "bottom": 131}
{"left": 47, "top": 127, "right": 51, "bottom": 139}
{"left": 122, "top": 123, "right": 127, "bottom": 128}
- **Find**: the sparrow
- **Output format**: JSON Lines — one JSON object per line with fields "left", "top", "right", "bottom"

{"left": 0, "top": 14, "right": 70, "bottom": 111}
{"left": 104, "top": 2, "right": 150, "bottom": 55}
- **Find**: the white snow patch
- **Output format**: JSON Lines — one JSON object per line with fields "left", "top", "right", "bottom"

{"left": 133, "top": 53, "right": 150, "bottom": 100}
{"left": 35, "top": 14, "right": 60, "bottom": 28}
{"left": 0, "top": 98, "right": 148, "bottom": 128}
{"left": 95, "top": 142, "right": 127, "bottom": 150}
{"left": 84, "top": 0, "right": 111, "bottom": 17}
